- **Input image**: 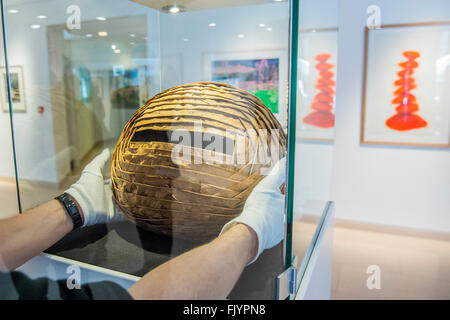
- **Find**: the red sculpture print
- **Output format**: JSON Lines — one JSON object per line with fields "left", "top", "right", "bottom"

{"left": 385, "top": 51, "right": 427, "bottom": 131}
{"left": 303, "top": 53, "right": 335, "bottom": 128}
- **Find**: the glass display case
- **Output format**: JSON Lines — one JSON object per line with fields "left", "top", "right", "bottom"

{"left": 0, "top": 0, "right": 335, "bottom": 299}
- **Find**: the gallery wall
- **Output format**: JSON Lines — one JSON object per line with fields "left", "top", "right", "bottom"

{"left": 0, "top": 6, "right": 58, "bottom": 183}
{"left": 0, "top": 26, "right": 16, "bottom": 180}
{"left": 0, "top": 15, "right": 19, "bottom": 216}
{"left": 333, "top": 0, "right": 450, "bottom": 232}
{"left": 294, "top": 0, "right": 338, "bottom": 218}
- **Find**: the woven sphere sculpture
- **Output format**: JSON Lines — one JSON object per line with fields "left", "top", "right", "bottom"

{"left": 111, "top": 82, "right": 286, "bottom": 242}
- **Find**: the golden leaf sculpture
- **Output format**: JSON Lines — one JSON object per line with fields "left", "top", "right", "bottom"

{"left": 111, "top": 82, "right": 286, "bottom": 241}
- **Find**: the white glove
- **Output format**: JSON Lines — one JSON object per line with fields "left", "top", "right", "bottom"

{"left": 65, "top": 148, "right": 124, "bottom": 227}
{"left": 220, "top": 157, "right": 286, "bottom": 264}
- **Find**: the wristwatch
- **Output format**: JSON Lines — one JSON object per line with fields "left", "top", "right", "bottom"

{"left": 55, "top": 192, "right": 84, "bottom": 230}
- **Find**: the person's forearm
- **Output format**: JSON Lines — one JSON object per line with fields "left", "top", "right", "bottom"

{"left": 128, "top": 223, "right": 258, "bottom": 300}
{"left": 0, "top": 200, "right": 73, "bottom": 271}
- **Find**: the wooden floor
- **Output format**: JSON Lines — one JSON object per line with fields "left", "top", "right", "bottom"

{"left": 331, "top": 225, "right": 450, "bottom": 299}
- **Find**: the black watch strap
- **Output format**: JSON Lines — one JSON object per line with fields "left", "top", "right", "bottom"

{"left": 55, "top": 192, "right": 83, "bottom": 230}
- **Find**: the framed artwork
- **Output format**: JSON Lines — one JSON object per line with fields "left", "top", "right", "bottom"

{"left": 296, "top": 28, "right": 338, "bottom": 142}
{"left": 203, "top": 50, "right": 288, "bottom": 130}
{"left": 361, "top": 22, "right": 450, "bottom": 147}
{"left": 1, "top": 65, "right": 26, "bottom": 113}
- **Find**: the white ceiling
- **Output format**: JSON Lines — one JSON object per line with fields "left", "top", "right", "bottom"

{"left": 130, "top": 0, "right": 284, "bottom": 12}
{"left": 4, "top": 0, "right": 49, "bottom": 6}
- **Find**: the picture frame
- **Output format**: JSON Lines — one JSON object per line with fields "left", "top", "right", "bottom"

{"left": 203, "top": 50, "right": 288, "bottom": 130}
{"left": 1, "top": 65, "right": 26, "bottom": 113}
{"left": 296, "top": 28, "right": 338, "bottom": 142}
{"left": 361, "top": 21, "right": 450, "bottom": 148}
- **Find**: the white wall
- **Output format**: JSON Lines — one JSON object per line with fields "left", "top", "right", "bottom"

{"left": 0, "top": 31, "right": 16, "bottom": 180}
{"left": 294, "top": 0, "right": 338, "bottom": 219}
{"left": 333, "top": 0, "right": 450, "bottom": 232}
{"left": 1, "top": 8, "right": 58, "bottom": 183}
{"left": 0, "top": 15, "right": 19, "bottom": 216}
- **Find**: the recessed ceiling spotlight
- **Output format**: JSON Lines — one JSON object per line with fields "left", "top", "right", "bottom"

{"left": 86, "top": 34, "right": 93, "bottom": 38}
{"left": 98, "top": 31, "right": 108, "bottom": 37}
{"left": 183, "top": 38, "right": 189, "bottom": 41}
{"left": 8, "top": 9, "right": 19, "bottom": 13}
{"left": 130, "top": 42, "right": 135, "bottom": 45}
{"left": 96, "top": 17, "right": 107, "bottom": 21}
{"left": 31, "top": 24, "right": 41, "bottom": 29}
{"left": 209, "top": 23, "right": 216, "bottom": 27}
{"left": 37, "top": 15, "right": 47, "bottom": 19}
{"left": 129, "top": 34, "right": 136, "bottom": 37}
{"left": 111, "top": 44, "right": 117, "bottom": 50}
{"left": 238, "top": 34, "right": 245, "bottom": 38}
{"left": 311, "top": 29, "right": 316, "bottom": 32}
{"left": 161, "top": 5, "right": 186, "bottom": 14}
{"left": 272, "top": 0, "right": 285, "bottom": 2}
{"left": 114, "top": 49, "right": 121, "bottom": 54}
{"left": 143, "top": 36, "right": 148, "bottom": 40}
{"left": 259, "top": 23, "right": 266, "bottom": 27}
{"left": 266, "top": 27, "right": 272, "bottom": 31}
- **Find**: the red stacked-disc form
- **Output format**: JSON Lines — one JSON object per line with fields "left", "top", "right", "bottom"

{"left": 303, "top": 53, "right": 335, "bottom": 128}
{"left": 385, "top": 50, "right": 427, "bottom": 131}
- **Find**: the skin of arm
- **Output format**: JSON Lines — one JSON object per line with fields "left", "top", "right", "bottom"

{"left": 128, "top": 223, "right": 258, "bottom": 300}
{"left": 0, "top": 200, "right": 73, "bottom": 271}
{"left": 0, "top": 199, "right": 258, "bottom": 300}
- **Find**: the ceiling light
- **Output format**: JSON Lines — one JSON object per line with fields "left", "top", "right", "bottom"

{"left": 8, "top": 9, "right": 19, "bottom": 13}
{"left": 98, "top": 31, "right": 108, "bottom": 37}
{"left": 209, "top": 23, "right": 216, "bottom": 27}
{"left": 129, "top": 34, "right": 136, "bottom": 37}
{"left": 31, "top": 24, "right": 41, "bottom": 29}
{"left": 130, "top": 42, "right": 135, "bottom": 45}
{"left": 114, "top": 49, "right": 121, "bottom": 54}
{"left": 272, "top": 0, "right": 285, "bottom": 2}
{"left": 96, "top": 17, "right": 106, "bottom": 21}
{"left": 238, "top": 34, "right": 245, "bottom": 38}
{"left": 143, "top": 36, "right": 148, "bottom": 40}
{"left": 266, "top": 27, "right": 272, "bottom": 31}
{"left": 111, "top": 44, "right": 117, "bottom": 50}
{"left": 37, "top": 15, "right": 47, "bottom": 19}
{"left": 86, "top": 34, "right": 93, "bottom": 38}
{"left": 169, "top": 6, "right": 180, "bottom": 13}
{"left": 311, "top": 29, "right": 316, "bottom": 32}
{"left": 259, "top": 23, "right": 266, "bottom": 27}
{"left": 161, "top": 5, "right": 186, "bottom": 14}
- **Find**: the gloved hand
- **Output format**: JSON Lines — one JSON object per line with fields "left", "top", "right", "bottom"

{"left": 220, "top": 157, "right": 286, "bottom": 264}
{"left": 65, "top": 148, "right": 124, "bottom": 227}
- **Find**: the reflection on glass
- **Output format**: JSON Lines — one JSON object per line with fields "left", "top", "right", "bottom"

{"left": 0, "top": 12, "right": 20, "bottom": 218}
{"left": 292, "top": 0, "right": 337, "bottom": 292}
{"left": 2, "top": 0, "right": 292, "bottom": 299}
